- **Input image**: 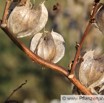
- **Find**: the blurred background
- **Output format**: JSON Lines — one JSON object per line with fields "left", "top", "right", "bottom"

{"left": 0, "top": 0, "right": 104, "bottom": 103}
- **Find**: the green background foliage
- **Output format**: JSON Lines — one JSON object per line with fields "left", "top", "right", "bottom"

{"left": 0, "top": 0, "right": 104, "bottom": 103}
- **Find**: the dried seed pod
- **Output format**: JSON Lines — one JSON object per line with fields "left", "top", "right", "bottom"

{"left": 7, "top": 0, "right": 48, "bottom": 38}
{"left": 95, "top": 3, "right": 104, "bottom": 34}
{"left": 29, "top": 30, "right": 65, "bottom": 63}
{"left": 79, "top": 50, "right": 104, "bottom": 94}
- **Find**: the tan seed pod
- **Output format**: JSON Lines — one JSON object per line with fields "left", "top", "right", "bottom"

{"left": 29, "top": 30, "right": 65, "bottom": 63}
{"left": 79, "top": 50, "right": 104, "bottom": 94}
{"left": 95, "top": 3, "right": 104, "bottom": 34}
{"left": 7, "top": 0, "right": 48, "bottom": 38}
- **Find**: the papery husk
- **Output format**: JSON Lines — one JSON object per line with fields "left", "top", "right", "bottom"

{"left": 29, "top": 30, "right": 65, "bottom": 63}
{"left": 95, "top": 3, "right": 104, "bottom": 34}
{"left": 79, "top": 50, "right": 104, "bottom": 87}
{"left": 50, "top": 30, "right": 65, "bottom": 63}
{"left": 30, "top": 31, "right": 56, "bottom": 61}
{"left": 7, "top": 0, "right": 48, "bottom": 38}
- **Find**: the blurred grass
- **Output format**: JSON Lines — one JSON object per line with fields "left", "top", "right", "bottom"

{"left": 0, "top": 0, "right": 104, "bottom": 103}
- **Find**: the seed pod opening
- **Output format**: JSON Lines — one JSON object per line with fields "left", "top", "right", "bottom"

{"left": 29, "top": 30, "right": 65, "bottom": 63}
{"left": 7, "top": 0, "right": 48, "bottom": 38}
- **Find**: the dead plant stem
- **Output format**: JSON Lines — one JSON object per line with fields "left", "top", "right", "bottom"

{"left": 70, "top": 2, "right": 99, "bottom": 75}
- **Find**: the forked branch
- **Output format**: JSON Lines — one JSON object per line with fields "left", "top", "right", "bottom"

{"left": 0, "top": 0, "right": 101, "bottom": 102}
{"left": 0, "top": 21, "right": 93, "bottom": 96}
{"left": 70, "top": 0, "right": 100, "bottom": 75}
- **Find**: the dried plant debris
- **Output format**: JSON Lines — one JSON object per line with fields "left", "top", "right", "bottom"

{"left": 7, "top": 0, "right": 48, "bottom": 38}
{"left": 79, "top": 50, "right": 104, "bottom": 94}
{"left": 95, "top": 3, "right": 104, "bottom": 34}
{"left": 29, "top": 30, "right": 65, "bottom": 63}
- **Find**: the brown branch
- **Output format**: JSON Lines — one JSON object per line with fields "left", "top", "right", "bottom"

{"left": 70, "top": 1, "right": 100, "bottom": 75}
{"left": 2, "top": 0, "right": 11, "bottom": 24}
{"left": 0, "top": 0, "right": 95, "bottom": 96}
{"left": 0, "top": 21, "right": 93, "bottom": 96}
{"left": 5, "top": 80, "right": 27, "bottom": 103}
{"left": 2, "top": 22, "right": 100, "bottom": 101}
{"left": 0, "top": 24, "right": 69, "bottom": 77}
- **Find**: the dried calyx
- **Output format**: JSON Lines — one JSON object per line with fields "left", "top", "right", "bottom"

{"left": 95, "top": 3, "right": 104, "bottom": 34}
{"left": 78, "top": 50, "right": 104, "bottom": 94}
{"left": 7, "top": 0, "right": 48, "bottom": 38}
{"left": 29, "top": 30, "right": 65, "bottom": 63}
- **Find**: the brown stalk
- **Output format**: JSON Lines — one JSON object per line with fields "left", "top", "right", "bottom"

{"left": 2, "top": 0, "right": 11, "bottom": 24}
{"left": 70, "top": 1, "right": 99, "bottom": 75}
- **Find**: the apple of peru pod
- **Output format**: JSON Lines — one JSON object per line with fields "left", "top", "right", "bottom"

{"left": 79, "top": 50, "right": 104, "bottom": 94}
{"left": 29, "top": 30, "right": 65, "bottom": 63}
{"left": 95, "top": 3, "right": 104, "bottom": 34}
{"left": 7, "top": 0, "right": 48, "bottom": 38}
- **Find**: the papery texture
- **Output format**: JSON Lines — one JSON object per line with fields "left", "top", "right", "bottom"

{"left": 29, "top": 30, "right": 65, "bottom": 63}
{"left": 7, "top": 0, "right": 48, "bottom": 38}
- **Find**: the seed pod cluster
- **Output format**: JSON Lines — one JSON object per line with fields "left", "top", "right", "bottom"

{"left": 79, "top": 50, "right": 104, "bottom": 94}
{"left": 29, "top": 30, "right": 65, "bottom": 63}
{"left": 7, "top": 0, "right": 48, "bottom": 38}
{"left": 7, "top": 0, "right": 65, "bottom": 63}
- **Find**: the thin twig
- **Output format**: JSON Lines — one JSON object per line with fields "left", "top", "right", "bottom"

{"left": 5, "top": 80, "right": 27, "bottom": 103}
{"left": 2, "top": 0, "right": 11, "bottom": 24}
{"left": 70, "top": 1, "right": 100, "bottom": 75}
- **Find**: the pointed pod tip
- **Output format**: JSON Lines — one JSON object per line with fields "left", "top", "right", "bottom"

{"left": 41, "top": 0, "right": 46, "bottom": 5}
